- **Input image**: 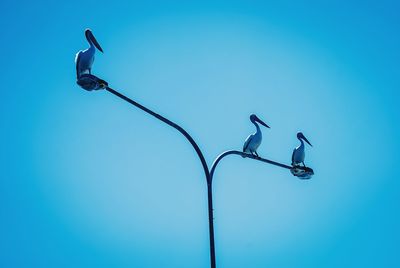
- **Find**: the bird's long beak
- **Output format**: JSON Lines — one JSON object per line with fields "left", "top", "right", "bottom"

{"left": 255, "top": 117, "right": 270, "bottom": 128}
{"left": 88, "top": 31, "right": 104, "bottom": 53}
{"left": 301, "top": 135, "right": 312, "bottom": 146}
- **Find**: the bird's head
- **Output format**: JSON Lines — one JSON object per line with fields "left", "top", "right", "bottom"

{"left": 297, "top": 132, "right": 312, "bottom": 146}
{"left": 250, "top": 114, "right": 270, "bottom": 128}
{"left": 85, "top": 28, "right": 104, "bottom": 53}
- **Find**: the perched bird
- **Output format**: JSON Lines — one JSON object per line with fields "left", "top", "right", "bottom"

{"left": 242, "top": 114, "right": 270, "bottom": 157}
{"left": 75, "top": 29, "right": 103, "bottom": 79}
{"left": 292, "top": 132, "right": 312, "bottom": 167}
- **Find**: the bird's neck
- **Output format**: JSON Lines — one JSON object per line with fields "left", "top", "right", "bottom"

{"left": 253, "top": 121, "right": 261, "bottom": 134}
{"left": 89, "top": 41, "right": 95, "bottom": 50}
{"left": 86, "top": 37, "right": 95, "bottom": 50}
{"left": 298, "top": 138, "right": 304, "bottom": 148}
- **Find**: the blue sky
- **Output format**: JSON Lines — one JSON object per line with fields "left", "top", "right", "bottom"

{"left": 1, "top": 1, "right": 399, "bottom": 267}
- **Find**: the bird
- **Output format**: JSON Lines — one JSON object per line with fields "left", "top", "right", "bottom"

{"left": 292, "top": 132, "right": 312, "bottom": 167}
{"left": 242, "top": 114, "right": 270, "bottom": 157}
{"left": 75, "top": 29, "right": 103, "bottom": 79}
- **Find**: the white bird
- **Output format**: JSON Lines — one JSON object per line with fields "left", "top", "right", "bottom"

{"left": 292, "top": 132, "right": 312, "bottom": 167}
{"left": 75, "top": 29, "right": 103, "bottom": 79}
{"left": 242, "top": 114, "right": 270, "bottom": 157}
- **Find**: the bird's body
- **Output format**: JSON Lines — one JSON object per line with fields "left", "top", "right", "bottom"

{"left": 75, "top": 46, "right": 95, "bottom": 77}
{"left": 242, "top": 114, "right": 270, "bottom": 157}
{"left": 75, "top": 29, "right": 103, "bottom": 79}
{"left": 292, "top": 140, "right": 305, "bottom": 165}
{"left": 243, "top": 124, "right": 262, "bottom": 156}
{"left": 292, "top": 132, "right": 312, "bottom": 167}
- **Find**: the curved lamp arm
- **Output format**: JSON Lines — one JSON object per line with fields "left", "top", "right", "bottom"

{"left": 105, "top": 87, "right": 211, "bottom": 183}
{"left": 210, "top": 150, "right": 292, "bottom": 183}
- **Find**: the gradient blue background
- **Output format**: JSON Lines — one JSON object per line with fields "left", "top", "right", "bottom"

{"left": 1, "top": 1, "right": 399, "bottom": 267}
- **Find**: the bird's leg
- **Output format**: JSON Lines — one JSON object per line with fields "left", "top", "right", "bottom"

{"left": 254, "top": 151, "right": 259, "bottom": 158}
{"left": 302, "top": 162, "right": 307, "bottom": 168}
{"left": 89, "top": 68, "right": 92, "bottom": 74}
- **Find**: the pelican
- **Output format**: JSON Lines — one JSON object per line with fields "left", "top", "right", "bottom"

{"left": 242, "top": 114, "right": 270, "bottom": 157}
{"left": 292, "top": 132, "right": 312, "bottom": 167}
{"left": 75, "top": 29, "right": 103, "bottom": 79}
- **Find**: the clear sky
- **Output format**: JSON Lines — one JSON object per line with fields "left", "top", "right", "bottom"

{"left": 1, "top": 1, "right": 399, "bottom": 267}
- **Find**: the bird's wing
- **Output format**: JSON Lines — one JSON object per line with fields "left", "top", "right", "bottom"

{"left": 243, "top": 135, "right": 252, "bottom": 152}
{"left": 75, "top": 51, "right": 82, "bottom": 79}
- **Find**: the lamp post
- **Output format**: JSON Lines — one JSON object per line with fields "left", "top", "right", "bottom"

{"left": 76, "top": 74, "right": 313, "bottom": 268}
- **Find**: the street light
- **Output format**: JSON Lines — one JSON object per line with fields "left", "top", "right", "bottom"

{"left": 76, "top": 73, "right": 314, "bottom": 268}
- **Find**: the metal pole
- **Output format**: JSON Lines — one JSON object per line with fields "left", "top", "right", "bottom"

{"left": 207, "top": 182, "right": 216, "bottom": 268}
{"left": 104, "top": 87, "right": 217, "bottom": 268}
{"left": 79, "top": 74, "right": 311, "bottom": 268}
